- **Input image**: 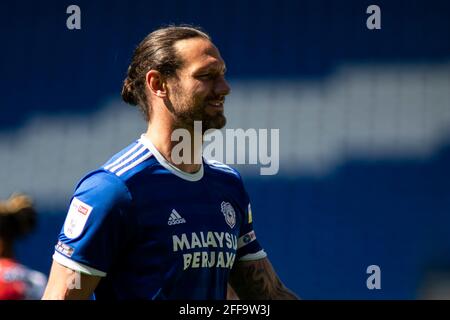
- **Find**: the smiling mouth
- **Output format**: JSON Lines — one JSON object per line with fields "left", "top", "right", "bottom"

{"left": 207, "top": 100, "right": 224, "bottom": 108}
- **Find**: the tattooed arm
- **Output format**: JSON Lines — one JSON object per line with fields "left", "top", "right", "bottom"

{"left": 229, "top": 257, "right": 299, "bottom": 300}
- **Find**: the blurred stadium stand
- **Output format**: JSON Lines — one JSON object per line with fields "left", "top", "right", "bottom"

{"left": 1, "top": 0, "right": 449, "bottom": 299}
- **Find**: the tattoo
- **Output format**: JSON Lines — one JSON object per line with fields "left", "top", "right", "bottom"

{"left": 229, "top": 258, "right": 299, "bottom": 300}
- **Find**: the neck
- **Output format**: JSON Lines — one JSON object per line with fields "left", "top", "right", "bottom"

{"left": 0, "top": 239, "right": 14, "bottom": 259}
{"left": 145, "top": 118, "right": 203, "bottom": 174}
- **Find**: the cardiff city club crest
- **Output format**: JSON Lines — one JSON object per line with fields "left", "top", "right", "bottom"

{"left": 221, "top": 201, "right": 236, "bottom": 229}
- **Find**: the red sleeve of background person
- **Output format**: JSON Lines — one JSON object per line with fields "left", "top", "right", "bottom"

{"left": 0, "top": 258, "right": 27, "bottom": 300}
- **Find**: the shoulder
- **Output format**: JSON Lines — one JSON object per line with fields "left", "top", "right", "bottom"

{"left": 204, "top": 159, "right": 248, "bottom": 196}
{"left": 65, "top": 170, "right": 135, "bottom": 240}
{"left": 73, "top": 169, "right": 132, "bottom": 210}
{"left": 204, "top": 159, "right": 243, "bottom": 182}
{"left": 205, "top": 160, "right": 251, "bottom": 215}
{"left": 76, "top": 139, "right": 159, "bottom": 196}
{"left": 101, "top": 139, "right": 158, "bottom": 181}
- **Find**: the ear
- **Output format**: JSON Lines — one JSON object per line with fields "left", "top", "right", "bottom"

{"left": 145, "top": 70, "right": 167, "bottom": 98}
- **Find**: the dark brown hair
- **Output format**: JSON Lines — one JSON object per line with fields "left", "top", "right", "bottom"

{"left": 121, "top": 25, "right": 211, "bottom": 121}
{"left": 0, "top": 194, "right": 36, "bottom": 241}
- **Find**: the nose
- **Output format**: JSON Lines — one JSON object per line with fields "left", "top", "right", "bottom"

{"left": 215, "top": 76, "right": 231, "bottom": 97}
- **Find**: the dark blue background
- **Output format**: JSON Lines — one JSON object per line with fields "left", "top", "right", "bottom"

{"left": 1, "top": 0, "right": 449, "bottom": 299}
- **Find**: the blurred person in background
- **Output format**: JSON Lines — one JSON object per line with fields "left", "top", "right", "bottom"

{"left": 0, "top": 194, "right": 47, "bottom": 300}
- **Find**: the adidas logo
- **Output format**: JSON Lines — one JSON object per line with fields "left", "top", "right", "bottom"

{"left": 168, "top": 209, "right": 186, "bottom": 225}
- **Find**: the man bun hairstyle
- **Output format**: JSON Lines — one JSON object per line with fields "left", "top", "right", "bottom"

{"left": 121, "top": 25, "right": 211, "bottom": 121}
{"left": 121, "top": 78, "right": 138, "bottom": 106}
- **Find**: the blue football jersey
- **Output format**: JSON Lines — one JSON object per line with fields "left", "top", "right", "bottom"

{"left": 53, "top": 134, "right": 266, "bottom": 300}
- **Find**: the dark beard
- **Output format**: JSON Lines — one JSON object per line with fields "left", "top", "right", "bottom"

{"left": 173, "top": 106, "right": 226, "bottom": 133}
{"left": 170, "top": 90, "right": 226, "bottom": 133}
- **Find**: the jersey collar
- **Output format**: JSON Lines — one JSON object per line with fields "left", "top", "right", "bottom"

{"left": 140, "top": 134, "right": 204, "bottom": 182}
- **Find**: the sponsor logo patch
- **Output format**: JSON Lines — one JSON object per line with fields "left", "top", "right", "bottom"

{"left": 63, "top": 197, "right": 93, "bottom": 239}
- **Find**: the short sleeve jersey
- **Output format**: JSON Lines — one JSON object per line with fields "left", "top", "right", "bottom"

{"left": 53, "top": 135, "right": 266, "bottom": 300}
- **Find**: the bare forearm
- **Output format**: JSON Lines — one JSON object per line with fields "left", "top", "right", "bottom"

{"left": 229, "top": 258, "right": 299, "bottom": 300}
{"left": 42, "top": 261, "right": 100, "bottom": 300}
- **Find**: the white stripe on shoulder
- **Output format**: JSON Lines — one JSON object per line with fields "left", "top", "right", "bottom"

{"left": 238, "top": 250, "right": 267, "bottom": 262}
{"left": 206, "top": 159, "right": 232, "bottom": 169}
{"left": 53, "top": 251, "right": 106, "bottom": 277}
{"left": 104, "top": 142, "right": 143, "bottom": 170}
{"left": 116, "top": 152, "right": 153, "bottom": 176}
{"left": 206, "top": 159, "right": 237, "bottom": 175}
{"left": 109, "top": 145, "right": 147, "bottom": 173}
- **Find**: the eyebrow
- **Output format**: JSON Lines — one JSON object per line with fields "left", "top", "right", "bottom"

{"left": 195, "top": 63, "right": 227, "bottom": 74}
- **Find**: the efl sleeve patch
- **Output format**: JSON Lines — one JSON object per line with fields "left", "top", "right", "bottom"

{"left": 237, "top": 230, "right": 257, "bottom": 249}
{"left": 63, "top": 197, "right": 93, "bottom": 239}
